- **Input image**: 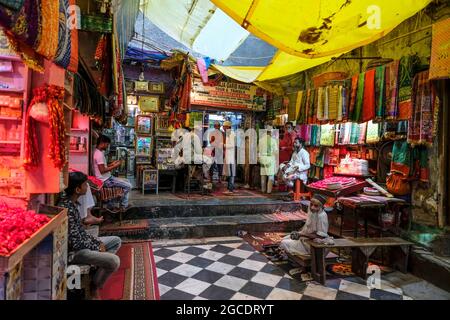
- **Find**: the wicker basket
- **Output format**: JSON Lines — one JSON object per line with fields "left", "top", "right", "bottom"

{"left": 313, "top": 71, "right": 348, "bottom": 88}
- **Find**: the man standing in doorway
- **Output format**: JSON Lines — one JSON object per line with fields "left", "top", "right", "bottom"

{"left": 93, "top": 135, "right": 133, "bottom": 211}
{"left": 222, "top": 120, "right": 236, "bottom": 194}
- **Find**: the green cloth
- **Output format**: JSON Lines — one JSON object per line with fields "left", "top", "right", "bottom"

{"left": 320, "top": 124, "right": 335, "bottom": 147}
{"left": 350, "top": 123, "right": 360, "bottom": 144}
{"left": 375, "top": 66, "right": 386, "bottom": 121}
{"left": 352, "top": 73, "right": 365, "bottom": 122}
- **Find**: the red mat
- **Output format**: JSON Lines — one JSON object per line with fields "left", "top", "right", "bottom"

{"left": 99, "top": 241, "right": 159, "bottom": 300}
{"left": 99, "top": 220, "right": 150, "bottom": 237}
{"left": 175, "top": 189, "right": 265, "bottom": 200}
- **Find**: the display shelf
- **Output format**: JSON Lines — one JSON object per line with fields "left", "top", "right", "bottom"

{"left": 0, "top": 140, "right": 20, "bottom": 144}
{"left": 69, "top": 150, "right": 87, "bottom": 154}
{"left": 0, "top": 116, "right": 21, "bottom": 121}
{"left": 0, "top": 88, "right": 24, "bottom": 93}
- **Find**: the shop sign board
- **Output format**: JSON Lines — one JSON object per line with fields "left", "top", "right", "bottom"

{"left": 191, "top": 79, "right": 267, "bottom": 111}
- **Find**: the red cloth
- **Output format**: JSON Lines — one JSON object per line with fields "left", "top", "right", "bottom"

{"left": 362, "top": 69, "right": 376, "bottom": 122}
{"left": 279, "top": 131, "right": 296, "bottom": 163}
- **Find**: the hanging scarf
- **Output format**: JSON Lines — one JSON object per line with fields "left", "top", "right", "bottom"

{"left": 307, "top": 89, "right": 316, "bottom": 124}
{"left": 294, "top": 91, "right": 303, "bottom": 121}
{"left": 398, "top": 55, "right": 421, "bottom": 120}
{"left": 362, "top": 69, "right": 376, "bottom": 122}
{"left": 352, "top": 73, "right": 365, "bottom": 123}
{"left": 297, "top": 90, "right": 308, "bottom": 124}
{"left": 341, "top": 85, "right": 348, "bottom": 121}
{"left": 349, "top": 74, "right": 359, "bottom": 120}
{"left": 385, "top": 60, "right": 400, "bottom": 120}
{"left": 337, "top": 85, "right": 343, "bottom": 122}
{"left": 317, "top": 87, "right": 325, "bottom": 121}
{"left": 350, "top": 122, "right": 360, "bottom": 144}
{"left": 327, "top": 85, "right": 340, "bottom": 121}
{"left": 34, "top": 0, "right": 59, "bottom": 59}
{"left": 391, "top": 140, "right": 412, "bottom": 176}
{"left": 407, "top": 70, "right": 436, "bottom": 146}
{"left": 374, "top": 65, "right": 386, "bottom": 121}
{"left": 358, "top": 122, "right": 368, "bottom": 145}
{"left": 0, "top": 0, "right": 25, "bottom": 10}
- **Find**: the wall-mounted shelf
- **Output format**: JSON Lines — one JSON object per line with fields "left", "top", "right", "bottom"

{"left": 0, "top": 88, "right": 24, "bottom": 93}
{"left": 0, "top": 116, "right": 21, "bottom": 121}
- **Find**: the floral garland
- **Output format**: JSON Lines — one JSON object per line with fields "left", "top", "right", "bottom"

{"left": 24, "top": 84, "right": 67, "bottom": 170}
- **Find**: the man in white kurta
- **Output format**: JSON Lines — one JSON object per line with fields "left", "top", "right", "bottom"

{"left": 279, "top": 137, "right": 310, "bottom": 188}
{"left": 258, "top": 127, "right": 279, "bottom": 194}
{"left": 280, "top": 194, "right": 329, "bottom": 256}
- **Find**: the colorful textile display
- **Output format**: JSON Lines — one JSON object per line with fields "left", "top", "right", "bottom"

{"left": 349, "top": 122, "right": 360, "bottom": 145}
{"left": 375, "top": 65, "right": 386, "bottom": 121}
{"left": 398, "top": 55, "right": 420, "bottom": 120}
{"left": 408, "top": 70, "right": 437, "bottom": 146}
{"left": 24, "top": 85, "right": 66, "bottom": 170}
{"left": 35, "top": 0, "right": 59, "bottom": 60}
{"left": 341, "top": 84, "right": 349, "bottom": 121}
{"left": 0, "top": 0, "right": 25, "bottom": 10}
{"left": 429, "top": 18, "right": 450, "bottom": 80}
{"left": 317, "top": 87, "right": 325, "bottom": 121}
{"left": 352, "top": 73, "right": 365, "bottom": 123}
{"left": 385, "top": 60, "right": 400, "bottom": 120}
{"left": 391, "top": 140, "right": 412, "bottom": 176}
{"left": 362, "top": 69, "right": 376, "bottom": 122}
{"left": 310, "top": 125, "right": 321, "bottom": 146}
{"left": 358, "top": 122, "right": 368, "bottom": 145}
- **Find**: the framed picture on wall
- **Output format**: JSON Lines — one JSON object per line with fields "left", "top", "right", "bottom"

{"left": 134, "top": 81, "right": 148, "bottom": 92}
{"left": 148, "top": 82, "right": 164, "bottom": 94}
{"left": 138, "top": 95, "right": 160, "bottom": 113}
{"left": 135, "top": 115, "right": 153, "bottom": 135}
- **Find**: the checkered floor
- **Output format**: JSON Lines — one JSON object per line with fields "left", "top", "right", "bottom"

{"left": 154, "top": 241, "right": 412, "bottom": 300}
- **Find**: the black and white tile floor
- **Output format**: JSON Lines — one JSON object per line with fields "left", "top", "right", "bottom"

{"left": 154, "top": 241, "right": 412, "bottom": 300}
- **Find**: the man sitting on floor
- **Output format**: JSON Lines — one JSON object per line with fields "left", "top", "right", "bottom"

{"left": 58, "top": 172, "right": 121, "bottom": 300}
{"left": 280, "top": 194, "right": 329, "bottom": 257}
{"left": 93, "top": 135, "right": 133, "bottom": 211}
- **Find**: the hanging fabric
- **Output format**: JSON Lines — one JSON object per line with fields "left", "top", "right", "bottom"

{"left": 407, "top": 70, "right": 436, "bottom": 146}
{"left": 398, "top": 55, "right": 421, "bottom": 120}
{"left": 327, "top": 85, "right": 340, "bottom": 121}
{"left": 341, "top": 85, "right": 349, "bottom": 121}
{"left": 337, "top": 85, "right": 343, "bottom": 122}
{"left": 350, "top": 122, "right": 360, "bottom": 144}
{"left": 385, "top": 60, "right": 400, "bottom": 120}
{"left": 374, "top": 65, "right": 386, "bottom": 121}
{"left": 307, "top": 89, "right": 316, "bottom": 124}
{"left": 348, "top": 74, "right": 359, "bottom": 120}
{"left": 362, "top": 69, "right": 376, "bottom": 122}
{"left": 34, "top": 0, "right": 59, "bottom": 60}
{"left": 358, "top": 122, "right": 368, "bottom": 145}
{"left": 352, "top": 73, "right": 365, "bottom": 123}
{"left": 316, "top": 87, "right": 325, "bottom": 121}
{"left": 320, "top": 124, "right": 335, "bottom": 147}
{"left": 366, "top": 121, "right": 380, "bottom": 144}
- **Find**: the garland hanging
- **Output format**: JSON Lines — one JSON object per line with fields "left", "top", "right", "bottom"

{"left": 24, "top": 85, "right": 67, "bottom": 170}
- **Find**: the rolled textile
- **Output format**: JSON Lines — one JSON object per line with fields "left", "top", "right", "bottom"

{"left": 398, "top": 55, "right": 420, "bottom": 120}
{"left": 375, "top": 65, "right": 386, "bottom": 121}
{"left": 385, "top": 60, "right": 400, "bottom": 120}
{"left": 362, "top": 69, "right": 376, "bottom": 122}
{"left": 337, "top": 85, "right": 343, "bottom": 122}
{"left": 352, "top": 73, "right": 365, "bottom": 123}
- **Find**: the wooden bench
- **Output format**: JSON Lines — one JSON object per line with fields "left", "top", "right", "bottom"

{"left": 309, "top": 237, "right": 413, "bottom": 285}
{"left": 287, "top": 251, "right": 339, "bottom": 269}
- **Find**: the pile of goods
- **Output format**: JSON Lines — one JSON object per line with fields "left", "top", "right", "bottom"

{"left": 363, "top": 187, "right": 381, "bottom": 196}
{"left": 309, "top": 177, "right": 357, "bottom": 190}
{"left": 335, "top": 154, "right": 369, "bottom": 176}
{"left": 0, "top": 203, "right": 50, "bottom": 256}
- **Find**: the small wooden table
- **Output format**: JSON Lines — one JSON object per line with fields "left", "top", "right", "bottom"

{"left": 309, "top": 237, "right": 413, "bottom": 285}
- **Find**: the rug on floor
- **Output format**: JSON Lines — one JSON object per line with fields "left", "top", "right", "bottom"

{"left": 99, "top": 241, "right": 160, "bottom": 300}
{"left": 99, "top": 219, "right": 150, "bottom": 237}
{"left": 175, "top": 189, "right": 266, "bottom": 200}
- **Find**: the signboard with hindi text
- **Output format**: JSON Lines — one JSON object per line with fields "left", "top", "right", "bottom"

{"left": 191, "top": 79, "right": 267, "bottom": 111}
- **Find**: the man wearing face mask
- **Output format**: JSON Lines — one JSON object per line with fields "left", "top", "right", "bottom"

{"left": 280, "top": 194, "right": 329, "bottom": 256}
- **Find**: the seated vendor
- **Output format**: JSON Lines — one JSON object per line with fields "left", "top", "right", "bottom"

{"left": 279, "top": 137, "right": 310, "bottom": 192}
{"left": 58, "top": 172, "right": 121, "bottom": 300}
{"left": 280, "top": 194, "right": 329, "bottom": 257}
{"left": 77, "top": 183, "right": 104, "bottom": 225}
{"left": 93, "top": 135, "right": 133, "bottom": 211}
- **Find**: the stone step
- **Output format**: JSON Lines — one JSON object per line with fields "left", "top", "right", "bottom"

{"left": 122, "top": 200, "right": 308, "bottom": 220}
{"left": 100, "top": 212, "right": 307, "bottom": 240}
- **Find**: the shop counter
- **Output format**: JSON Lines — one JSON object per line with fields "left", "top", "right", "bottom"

{"left": 0, "top": 205, "right": 68, "bottom": 300}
